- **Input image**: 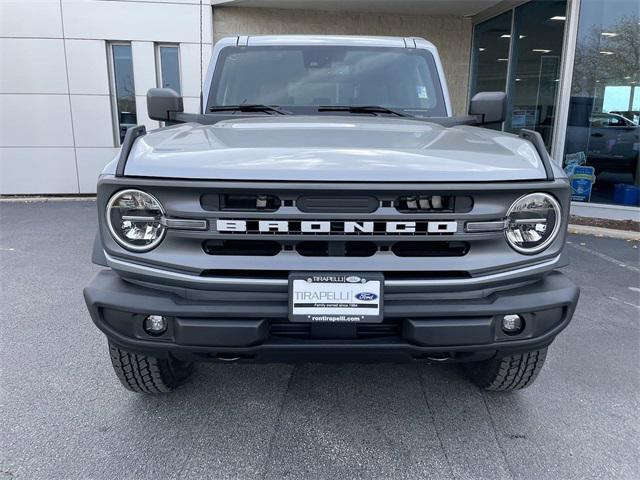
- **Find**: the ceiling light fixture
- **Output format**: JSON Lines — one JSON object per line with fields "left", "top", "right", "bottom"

{"left": 497, "top": 58, "right": 509, "bottom": 62}
{"left": 532, "top": 49, "right": 552, "bottom": 53}
{"left": 600, "top": 51, "right": 614, "bottom": 55}
{"left": 478, "top": 48, "right": 486, "bottom": 51}
{"left": 550, "top": 16, "right": 566, "bottom": 21}
{"left": 601, "top": 32, "right": 618, "bottom": 37}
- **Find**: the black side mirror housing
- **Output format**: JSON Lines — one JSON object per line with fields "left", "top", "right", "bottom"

{"left": 469, "top": 91, "right": 507, "bottom": 125}
{"left": 147, "top": 88, "right": 184, "bottom": 122}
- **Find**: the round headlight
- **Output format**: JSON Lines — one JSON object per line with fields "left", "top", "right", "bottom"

{"left": 106, "top": 189, "right": 165, "bottom": 252}
{"left": 505, "top": 192, "right": 561, "bottom": 254}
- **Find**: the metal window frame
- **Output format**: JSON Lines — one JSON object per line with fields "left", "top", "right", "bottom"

{"left": 550, "top": 0, "right": 581, "bottom": 165}
{"left": 107, "top": 41, "right": 136, "bottom": 147}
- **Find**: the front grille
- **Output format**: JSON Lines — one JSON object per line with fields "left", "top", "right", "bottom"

{"left": 201, "top": 192, "right": 473, "bottom": 214}
{"left": 392, "top": 241, "right": 468, "bottom": 257}
{"left": 297, "top": 195, "right": 379, "bottom": 213}
{"left": 202, "top": 240, "right": 468, "bottom": 257}
{"left": 296, "top": 241, "right": 378, "bottom": 257}
{"left": 203, "top": 240, "right": 281, "bottom": 256}
{"left": 101, "top": 178, "right": 568, "bottom": 283}
{"left": 201, "top": 193, "right": 282, "bottom": 212}
{"left": 395, "top": 194, "right": 473, "bottom": 213}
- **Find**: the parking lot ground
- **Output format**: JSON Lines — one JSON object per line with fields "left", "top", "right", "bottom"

{"left": 1, "top": 200, "right": 639, "bottom": 480}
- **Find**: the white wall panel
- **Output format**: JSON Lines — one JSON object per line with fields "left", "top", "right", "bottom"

{"left": 1, "top": 1, "right": 214, "bottom": 194}
{"left": 0, "top": 0, "right": 63, "bottom": 38}
{"left": 0, "top": 94, "right": 73, "bottom": 147}
{"left": 135, "top": 96, "right": 160, "bottom": 131}
{"left": 201, "top": 43, "right": 213, "bottom": 79}
{"left": 76, "top": 147, "right": 119, "bottom": 193}
{"left": 70, "top": 95, "right": 114, "bottom": 147}
{"left": 179, "top": 43, "right": 202, "bottom": 98}
{"left": 0, "top": 148, "right": 78, "bottom": 194}
{"left": 132, "top": 41, "right": 157, "bottom": 96}
{"left": 201, "top": 4, "right": 213, "bottom": 44}
{"left": 61, "top": 0, "right": 202, "bottom": 43}
{"left": 65, "top": 40, "right": 110, "bottom": 95}
{"left": 182, "top": 96, "right": 201, "bottom": 115}
{"left": 0, "top": 39, "right": 68, "bottom": 94}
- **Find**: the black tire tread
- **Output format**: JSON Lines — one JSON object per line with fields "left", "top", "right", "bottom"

{"left": 108, "top": 343, "right": 190, "bottom": 393}
{"left": 466, "top": 348, "right": 548, "bottom": 392}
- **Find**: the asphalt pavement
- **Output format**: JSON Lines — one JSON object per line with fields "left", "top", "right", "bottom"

{"left": 1, "top": 200, "right": 638, "bottom": 480}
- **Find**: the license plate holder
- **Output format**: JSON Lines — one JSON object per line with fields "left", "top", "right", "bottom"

{"left": 288, "top": 272, "right": 384, "bottom": 323}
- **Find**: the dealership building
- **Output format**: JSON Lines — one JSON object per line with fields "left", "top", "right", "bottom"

{"left": 1, "top": 0, "right": 638, "bottom": 219}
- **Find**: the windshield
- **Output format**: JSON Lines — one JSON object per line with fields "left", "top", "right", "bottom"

{"left": 207, "top": 45, "right": 447, "bottom": 116}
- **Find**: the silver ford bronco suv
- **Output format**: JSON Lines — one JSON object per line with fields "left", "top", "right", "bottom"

{"left": 84, "top": 35, "right": 579, "bottom": 393}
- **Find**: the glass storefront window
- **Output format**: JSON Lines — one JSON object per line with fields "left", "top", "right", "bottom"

{"left": 563, "top": 0, "right": 640, "bottom": 206}
{"left": 470, "top": 11, "right": 512, "bottom": 130}
{"left": 471, "top": 12, "right": 512, "bottom": 94}
{"left": 503, "top": 0, "right": 568, "bottom": 148}
{"left": 470, "top": 1, "right": 568, "bottom": 142}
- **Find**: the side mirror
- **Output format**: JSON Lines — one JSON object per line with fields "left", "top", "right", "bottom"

{"left": 469, "top": 91, "right": 506, "bottom": 125}
{"left": 147, "top": 88, "right": 183, "bottom": 122}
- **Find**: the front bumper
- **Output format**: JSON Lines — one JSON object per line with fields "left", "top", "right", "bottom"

{"left": 84, "top": 270, "right": 579, "bottom": 363}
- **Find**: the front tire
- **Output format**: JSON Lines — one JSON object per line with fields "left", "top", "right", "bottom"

{"left": 463, "top": 348, "right": 548, "bottom": 392}
{"left": 108, "top": 343, "right": 194, "bottom": 393}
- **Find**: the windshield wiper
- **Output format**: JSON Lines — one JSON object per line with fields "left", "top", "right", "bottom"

{"left": 317, "top": 105, "right": 411, "bottom": 117}
{"left": 208, "top": 104, "right": 290, "bottom": 115}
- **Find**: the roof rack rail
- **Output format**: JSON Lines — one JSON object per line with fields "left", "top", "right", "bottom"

{"left": 115, "top": 125, "right": 147, "bottom": 177}
{"left": 519, "top": 129, "right": 554, "bottom": 181}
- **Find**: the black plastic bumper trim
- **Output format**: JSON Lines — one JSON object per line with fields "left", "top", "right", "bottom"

{"left": 84, "top": 269, "right": 579, "bottom": 360}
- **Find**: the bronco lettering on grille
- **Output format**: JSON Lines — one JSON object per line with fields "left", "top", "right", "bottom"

{"left": 215, "top": 220, "right": 458, "bottom": 235}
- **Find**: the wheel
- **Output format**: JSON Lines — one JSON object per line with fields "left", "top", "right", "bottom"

{"left": 463, "top": 348, "right": 548, "bottom": 392}
{"left": 108, "top": 342, "right": 194, "bottom": 393}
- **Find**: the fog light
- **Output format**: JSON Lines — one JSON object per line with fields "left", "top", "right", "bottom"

{"left": 143, "top": 315, "right": 167, "bottom": 335}
{"left": 502, "top": 314, "right": 524, "bottom": 335}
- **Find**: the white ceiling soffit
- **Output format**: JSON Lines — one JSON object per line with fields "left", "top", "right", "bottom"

{"left": 210, "top": 0, "right": 507, "bottom": 17}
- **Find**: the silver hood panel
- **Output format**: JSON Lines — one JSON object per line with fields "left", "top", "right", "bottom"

{"left": 123, "top": 116, "right": 546, "bottom": 182}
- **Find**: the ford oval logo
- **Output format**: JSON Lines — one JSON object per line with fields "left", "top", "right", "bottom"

{"left": 355, "top": 292, "right": 378, "bottom": 301}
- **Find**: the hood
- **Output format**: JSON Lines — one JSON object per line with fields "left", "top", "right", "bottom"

{"left": 123, "top": 116, "right": 546, "bottom": 182}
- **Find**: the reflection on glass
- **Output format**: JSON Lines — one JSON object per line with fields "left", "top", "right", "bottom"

{"left": 111, "top": 44, "right": 137, "bottom": 144}
{"left": 563, "top": 0, "right": 640, "bottom": 206}
{"left": 471, "top": 12, "right": 512, "bottom": 94}
{"left": 504, "top": 0, "right": 567, "bottom": 148}
{"left": 209, "top": 46, "right": 447, "bottom": 117}
{"left": 470, "top": 11, "right": 512, "bottom": 130}
{"left": 159, "top": 45, "right": 181, "bottom": 94}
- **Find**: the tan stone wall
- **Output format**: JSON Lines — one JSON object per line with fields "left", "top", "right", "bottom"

{"left": 212, "top": 7, "right": 472, "bottom": 115}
